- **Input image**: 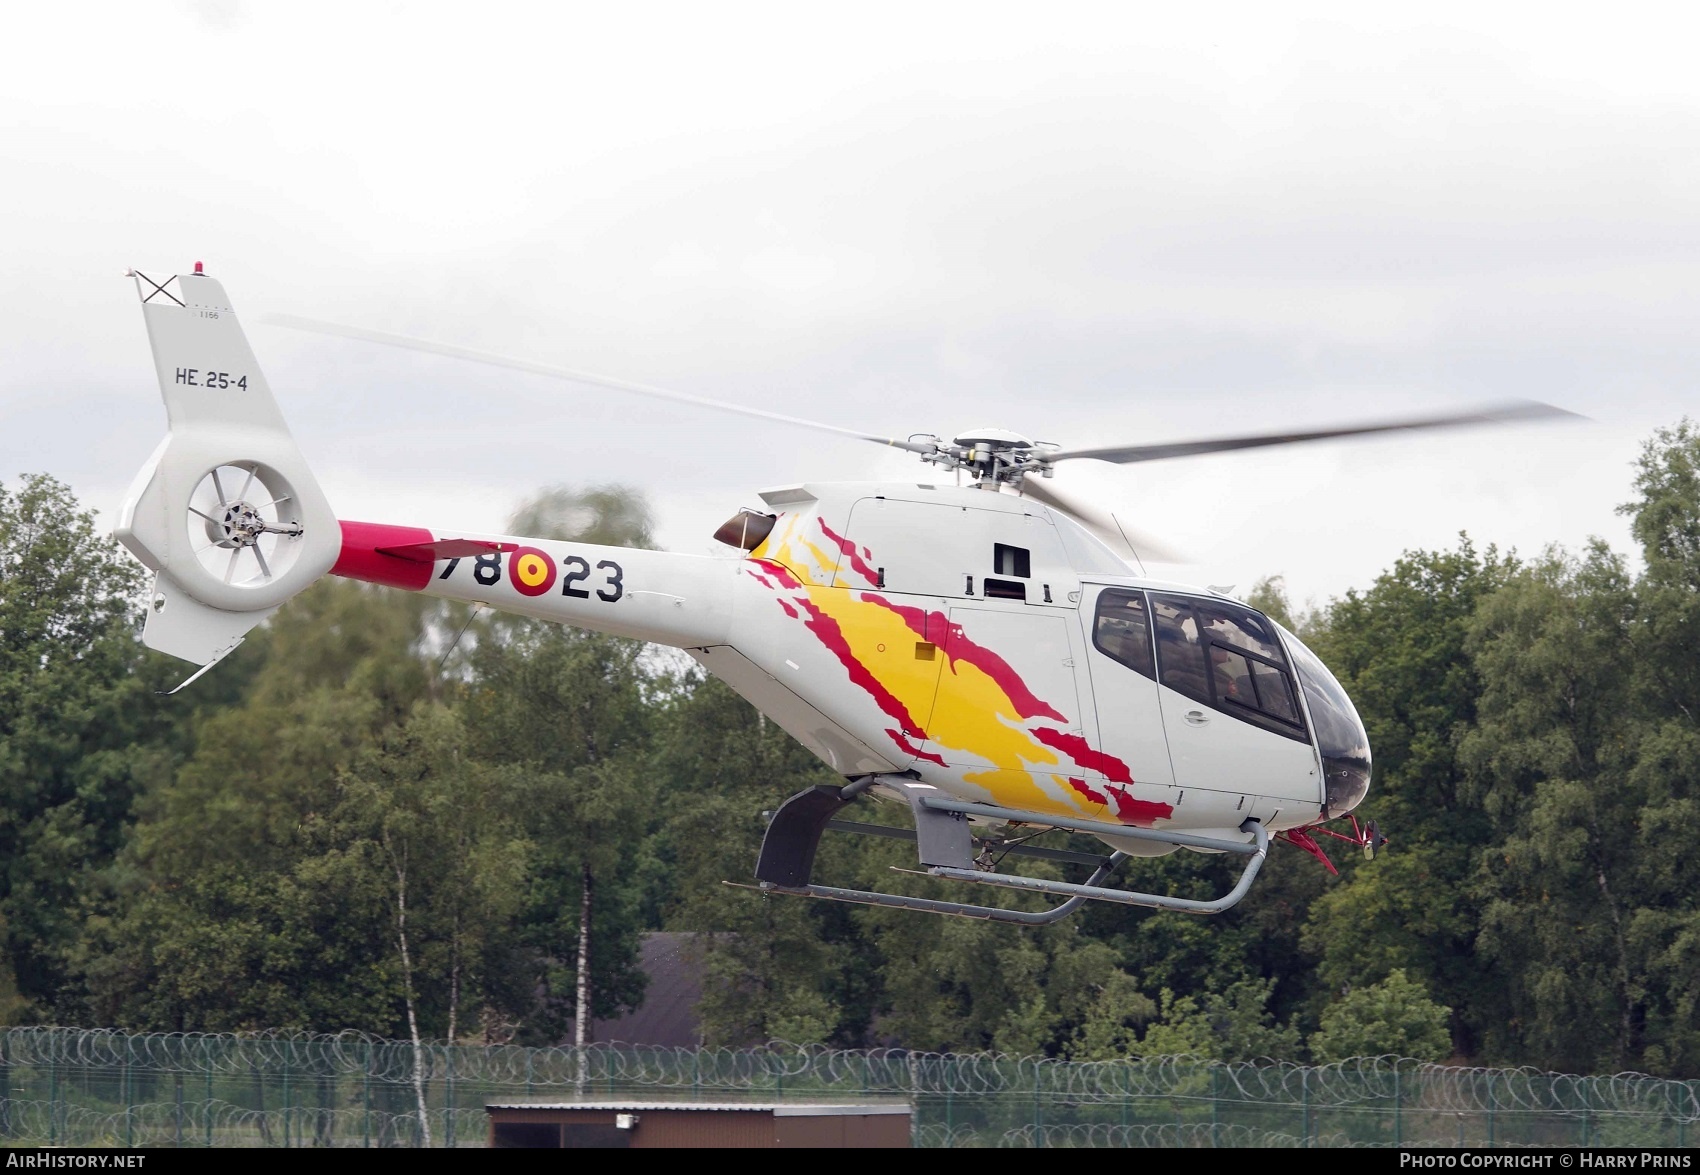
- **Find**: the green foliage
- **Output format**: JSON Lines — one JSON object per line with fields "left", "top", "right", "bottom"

{"left": 651, "top": 674, "right": 851, "bottom": 1045}
{"left": 0, "top": 475, "right": 182, "bottom": 1020}
{"left": 463, "top": 622, "right": 655, "bottom": 1039}
{"left": 507, "top": 484, "right": 655, "bottom": 549}
{"left": 11, "top": 448, "right": 1700, "bottom": 1076}
{"left": 79, "top": 580, "right": 438, "bottom": 1032}
{"left": 1299, "top": 537, "right": 1512, "bottom": 1053}
{"left": 1309, "top": 969, "right": 1452, "bottom": 1062}
{"left": 1130, "top": 977, "right": 1301, "bottom": 1061}
{"left": 1066, "top": 969, "right": 1157, "bottom": 1060}
{"left": 341, "top": 702, "right": 533, "bottom": 1040}
{"left": 1459, "top": 434, "right": 1700, "bottom": 1073}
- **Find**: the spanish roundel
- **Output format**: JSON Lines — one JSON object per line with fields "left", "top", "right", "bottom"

{"left": 508, "top": 546, "right": 557, "bottom": 596}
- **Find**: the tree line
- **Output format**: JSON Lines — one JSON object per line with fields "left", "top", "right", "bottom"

{"left": 1, "top": 426, "right": 1697, "bottom": 1076}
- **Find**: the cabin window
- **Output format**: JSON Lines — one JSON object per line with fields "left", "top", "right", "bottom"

{"left": 1152, "top": 594, "right": 1308, "bottom": 741}
{"left": 993, "top": 543, "right": 1031, "bottom": 578}
{"left": 1093, "top": 589, "right": 1155, "bottom": 678}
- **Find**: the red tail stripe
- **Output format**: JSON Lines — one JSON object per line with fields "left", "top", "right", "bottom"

{"left": 332, "top": 521, "right": 437, "bottom": 591}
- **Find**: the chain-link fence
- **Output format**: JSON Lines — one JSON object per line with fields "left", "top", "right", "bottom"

{"left": 0, "top": 1028, "right": 1693, "bottom": 1147}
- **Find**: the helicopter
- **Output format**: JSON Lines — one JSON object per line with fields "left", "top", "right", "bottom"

{"left": 113, "top": 265, "right": 1571, "bottom": 925}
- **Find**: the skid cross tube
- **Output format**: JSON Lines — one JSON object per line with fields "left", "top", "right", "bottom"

{"left": 757, "top": 850, "right": 1129, "bottom": 925}
{"left": 746, "top": 779, "right": 1270, "bottom": 922}
{"left": 931, "top": 819, "right": 1268, "bottom": 916}
{"left": 823, "top": 818, "right": 1114, "bottom": 867}
{"left": 918, "top": 801, "right": 1269, "bottom": 916}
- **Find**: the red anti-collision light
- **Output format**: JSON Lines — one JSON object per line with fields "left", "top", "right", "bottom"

{"left": 193, "top": 261, "right": 204, "bottom": 274}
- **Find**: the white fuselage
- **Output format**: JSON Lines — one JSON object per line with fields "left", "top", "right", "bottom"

{"left": 371, "top": 479, "right": 1329, "bottom": 848}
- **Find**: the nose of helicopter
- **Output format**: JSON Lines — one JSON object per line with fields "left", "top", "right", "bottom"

{"left": 1276, "top": 623, "right": 1373, "bottom": 816}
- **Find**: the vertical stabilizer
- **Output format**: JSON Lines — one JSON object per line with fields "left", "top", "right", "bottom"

{"left": 115, "top": 268, "right": 340, "bottom": 667}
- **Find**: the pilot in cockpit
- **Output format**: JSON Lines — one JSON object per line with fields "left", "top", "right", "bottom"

{"left": 1209, "top": 644, "right": 1244, "bottom": 701}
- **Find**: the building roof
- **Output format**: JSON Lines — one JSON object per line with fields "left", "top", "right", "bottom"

{"left": 589, "top": 932, "right": 705, "bottom": 1048}
{"left": 486, "top": 1101, "right": 911, "bottom": 1116}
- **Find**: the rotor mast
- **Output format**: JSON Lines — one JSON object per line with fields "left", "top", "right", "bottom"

{"left": 913, "top": 427, "right": 1057, "bottom": 489}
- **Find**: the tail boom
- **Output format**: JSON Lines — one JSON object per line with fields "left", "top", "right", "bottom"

{"left": 331, "top": 520, "right": 735, "bottom": 649}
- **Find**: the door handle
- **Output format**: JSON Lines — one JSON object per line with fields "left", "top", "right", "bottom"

{"left": 1184, "top": 710, "right": 1210, "bottom": 726}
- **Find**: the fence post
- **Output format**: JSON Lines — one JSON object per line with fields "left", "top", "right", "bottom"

{"left": 363, "top": 1040, "right": 372, "bottom": 1149}
{"left": 1394, "top": 1066, "right": 1402, "bottom": 1147}
{"left": 1210, "top": 1064, "right": 1219, "bottom": 1147}
{"left": 445, "top": 1043, "right": 455, "bottom": 1149}
{"left": 1580, "top": 1076, "right": 1592, "bottom": 1148}
{"left": 205, "top": 1037, "right": 214, "bottom": 1149}
{"left": 1302, "top": 1065, "right": 1311, "bottom": 1148}
{"left": 0, "top": 1030, "right": 10, "bottom": 1140}
{"left": 1487, "top": 1070, "right": 1495, "bottom": 1147}
{"left": 1034, "top": 1061, "right": 1044, "bottom": 1147}
{"left": 944, "top": 1058, "right": 953, "bottom": 1137}
{"left": 123, "top": 1035, "right": 133, "bottom": 1149}
{"left": 282, "top": 1048, "right": 291, "bottom": 1148}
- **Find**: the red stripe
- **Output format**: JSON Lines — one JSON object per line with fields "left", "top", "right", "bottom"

{"left": 1067, "top": 776, "right": 1112, "bottom": 806}
{"left": 1031, "top": 727, "right": 1135, "bottom": 785}
{"left": 1064, "top": 776, "right": 1173, "bottom": 826}
{"left": 749, "top": 558, "right": 801, "bottom": 589}
{"left": 887, "top": 728, "right": 948, "bottom": 767}
{"left": 793, "top": 596, "right": 926, "bottom": 738}
{"left": 863, "top": 594, "right": 1067, "bottom": 723}
{"left": 331, "top": 521, "right": 436, "bottom": 591}
{"left": 1105, "top": 790, "right": 1174, "bottom": 825}
{"left": 817, "top": 518, "right": 880, "bottom": 586}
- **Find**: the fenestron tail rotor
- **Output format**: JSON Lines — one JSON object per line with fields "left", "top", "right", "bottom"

{"left": 185, "top": 462, "right": 306, "bottom": 589}
{"left": 116, "top": 267, "right": 341, "bottom": 674}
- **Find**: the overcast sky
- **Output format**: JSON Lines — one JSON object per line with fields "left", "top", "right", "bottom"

{"left": 5, "top": 2, "right": 1698, "bottom": 608}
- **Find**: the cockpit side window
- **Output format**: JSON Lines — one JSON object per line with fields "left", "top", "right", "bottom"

{"left": 1152, "top": 594, "right": 1308, "bottom": 742}
{"left": 1092, "top": 589, "right": 1155, "bottom": 678}
{"left": 1152, "top": 595, "right": 1209, "bottom": 698}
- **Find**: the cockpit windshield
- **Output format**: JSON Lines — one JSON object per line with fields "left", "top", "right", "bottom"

{"left": 1275, "top": 623, "right": 1372, "bottom": 816}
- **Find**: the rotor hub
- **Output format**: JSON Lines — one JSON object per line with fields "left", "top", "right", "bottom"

{"left": 927, "top": 427, "right": 1056, "bottom": 485}
{"left": 951, "top": 427, "right": 1034, "bottom": 451}
{"left": 210, "top": 501, "right": 268, "bottom": 548}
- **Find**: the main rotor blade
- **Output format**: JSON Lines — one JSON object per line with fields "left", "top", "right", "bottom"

{"left": 1047, "top": 400, "right": 1581, "bottom": 465}
{"left": 1019, "top": 475, "right": 1189, "bottom": 565}
{"left": 263, "top": 314, "right": 938, "bottom": 455}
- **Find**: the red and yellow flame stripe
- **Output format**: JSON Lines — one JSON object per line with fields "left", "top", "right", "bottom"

{"left": 751, "top": 514, "right": 1172, "bottom": 827}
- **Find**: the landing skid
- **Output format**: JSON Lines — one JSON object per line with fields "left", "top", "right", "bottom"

{"left": 736, "top": 775, "right": 1268, "bottom": 924}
